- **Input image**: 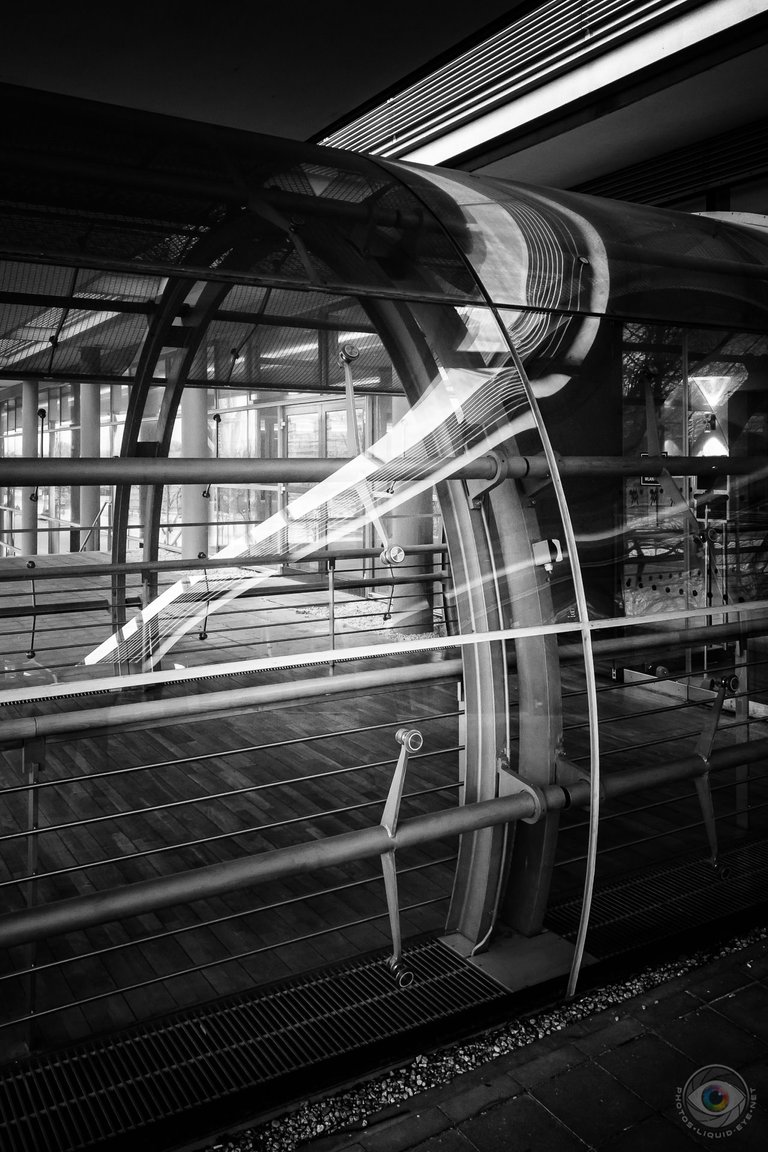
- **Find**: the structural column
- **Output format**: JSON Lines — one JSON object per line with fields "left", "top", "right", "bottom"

{"left": 79, "top": 382, "right": 101, "bottom": 551}
{"left": 20, "top": 381, "right": 39, "bottom": 556}
{"left": 384, "top": 397, "right": 433, "bottom": 631}
{"left": 181, "top": 386, "right": 209, "bottom": 558}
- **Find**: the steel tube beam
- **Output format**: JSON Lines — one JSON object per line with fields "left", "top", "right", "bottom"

{"left": 0, "top": 455, "right": 758, "bottom": 486}
{"left": 0, "top": 660, "right": 464, "bottom": 744}
{"left": 0, "top": 543, "right": 446, "bottom": 583}
{"left": 563, "top": 619, "right": 767, "bottom": 662}
{"left": 1, "top": 736, "right": 766, "bottom": 951}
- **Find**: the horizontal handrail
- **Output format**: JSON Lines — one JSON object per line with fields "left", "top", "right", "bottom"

{"left": 0, "top": 543, "right": 447, "bottom": 583}
{"left": 0, "top": 736, "right": 764, "bottom": 950}
{"left": 0, "top": 856, "right": 457, "bottom": 984}
{"left": 0, "top": 453, "right": 758, "bottom": 485}
{"left": 0, "top": 896, "right": 450, "bottom": 1029}
{"left": 0, "top": 660, "right": 463, "bottom": 743}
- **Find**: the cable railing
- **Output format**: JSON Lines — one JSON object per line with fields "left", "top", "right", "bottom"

{"left": 547, "top": 646, "right": 768, "bottom": 900}
{"left": 0, "top": 653, "right": 464, "bottom": 1056}
{"left": 2, "top": 534, "right": 768, "bottom": 1061}
{"left": 0, "top": 542, "right": 450, "bottom": 686}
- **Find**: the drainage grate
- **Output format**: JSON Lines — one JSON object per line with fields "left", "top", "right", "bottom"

{"left": 0, "top": 940, "right": 507, "bottom": 1152}
{"left": 546, "top": 839, "right": 768, "bottom": 958}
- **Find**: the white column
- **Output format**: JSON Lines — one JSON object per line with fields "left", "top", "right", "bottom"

{"left": 21, "top": 381, "right": 39, "bottom": 556}
{"left": 79, "top": 382, "right": 101, "bottom": 551}
{"left": 181, "top": 386, "right": 209, "bottom": 558}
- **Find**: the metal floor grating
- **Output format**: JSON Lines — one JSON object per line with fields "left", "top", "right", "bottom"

{"left": 0, "top": 940, "right": 507, "bottom": 1152}
{"left": 546, "top": 838, "right": 768, "bottom": 958}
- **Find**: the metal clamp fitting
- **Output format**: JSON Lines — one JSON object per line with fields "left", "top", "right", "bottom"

{"left": 395, "top": 727, "right": 423, "bottom": 753}
{"left": 471, "top": 451, "right": 509, "bottom": 509}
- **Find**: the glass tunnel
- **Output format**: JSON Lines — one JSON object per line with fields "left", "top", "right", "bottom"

{"left": 2, "top": 104, "right": 768, "bottom": 1057}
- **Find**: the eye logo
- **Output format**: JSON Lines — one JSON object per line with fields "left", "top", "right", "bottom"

{"left": 679, "top": 1065, "right": 755, "bottom": 1132}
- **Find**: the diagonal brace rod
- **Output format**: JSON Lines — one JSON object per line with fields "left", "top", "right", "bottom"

{"left": 380, "top": 728, "right": 423, "bottom": 987}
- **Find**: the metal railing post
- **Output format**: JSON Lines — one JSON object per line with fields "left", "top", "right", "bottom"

{"left": 22, "top": 735, "right": 45, "bottom": 1051}
{"left": 734, "top": 632, "right": 751, "bottom": 831}
{"left": 380, "top": 728, "right": 423, "bottom": 988}
{"left": 25, "top": 562, "right": 37, "bottom": 658}
{"left": 327, "top": 555, "right": 336, "bottom": 674}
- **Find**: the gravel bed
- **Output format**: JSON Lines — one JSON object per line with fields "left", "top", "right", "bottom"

{"left": 196, "top": 923, "right": 767, "bottom": 1152}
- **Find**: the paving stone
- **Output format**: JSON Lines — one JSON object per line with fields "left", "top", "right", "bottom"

{"left": 436, "top": 1073, "right": 518, "bottom": 1121}
{"left": 531, "top": 1060, "right": 651, "bottom": 1146}
{"left": 596, "top": 1112, "right": 700, "bottom": 1151}
{"left": 654, "top": 1004, "right": 768, "bottom": 1068}
{"left": 571, "top": 1014, "right": 646, "bottom": 1056}
{"left": 458, "top": 1091, "right": 587, "bottom": 1152}
{"left": 409, "top": 1130, "right": 477, "bottom": 1152}
{"left": 511, "top": 1043, "right": 589, "bottom": 1088}
{"left": 633, "top": 989, "right": 701, "bottom": 1025}
{"left": 710, "top": 981, "right": 768, "bottom": 1042}
{"left": 595, "top": 1033, "right": 698, "bottom": 1111}
{"left": 358, "top": 1107, "right": 451, "bottom": 1152}
{"left": 683, "top": 965, "right": 753, "bottom": 1002}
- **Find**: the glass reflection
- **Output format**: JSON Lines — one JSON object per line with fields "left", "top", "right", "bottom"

{"left": 84, "top": 301, "right": 544, "bottom": 666}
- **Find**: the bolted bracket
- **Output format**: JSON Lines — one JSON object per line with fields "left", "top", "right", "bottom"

{"left": 497, "top": 751, "right": 546, "bottom": 823}
{"left": 555, "top": 750, "right": 606, "bottom": 802}
{"left": 471, "top": 451, "right": 510, "bottom": 509}
{"left": 339, "top": 342, "right": 391, "bottom": 551}
{"left": 696, "top": 676, "right": 737, "bottom": 762}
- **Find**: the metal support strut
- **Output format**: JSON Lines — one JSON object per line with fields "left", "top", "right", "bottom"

{"left": 380, "top": 727, "right": 423, "bottom": 988}
{"left": 25, "top": 561, "right": 37, "bottom": 658}
{"left": 339, "top": 343, "right": 404, "bottom": 567}
{"left": 694, "top": 674, "right": 739, "bottom": 874}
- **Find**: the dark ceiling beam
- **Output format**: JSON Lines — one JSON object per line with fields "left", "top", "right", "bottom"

{"left": 0, "top": 370, "right": 400, "bottom": 396}
{"left": 0, "top": 290, "right": 376, "bottom": 332}
{"left": 211, "top": 309, "right": 376, "bottom": 333}
{"left": 1, "top": 202, "right": 206, "bottom": 236}
{"left": 0, "top": 247, "right": 474, "bottom": 307}
{"left": 0, "top": 291, "right": 155, "bottom": 315}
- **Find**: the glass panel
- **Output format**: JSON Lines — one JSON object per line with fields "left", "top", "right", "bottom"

{"left": 326, "top": 407, "right": 363, "bottom": 458}
{"left": 387, "top": 161, "right": 768, "bottom": 330}
{"left": 286, "top": 410, "right": 319, "bottom": 456}
{"left": 218, "top": 408, "right": 252, "bottom": 458}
